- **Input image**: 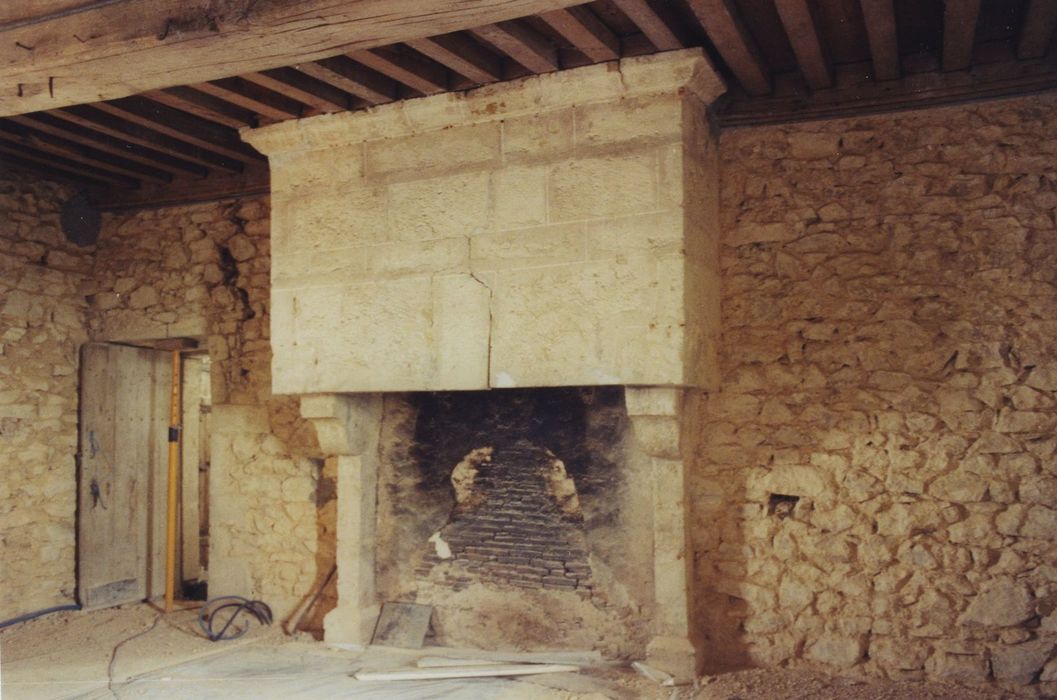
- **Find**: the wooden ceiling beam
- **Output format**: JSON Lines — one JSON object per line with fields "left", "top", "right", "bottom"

{"left": 194, "top": 78, "right": 304, "bottom": 122}
{"left": 145, "top": 87, "right": 258, "bottom": 129}
{"left": 472, "top": 22, "right": 560, "bottom": 74}
{"left": 242, "top": 68, "right": 355, "bottom": 113}
{"left": 48, "top": 106, "right": 244, "bottom": 173}
{"left": 0, "top": 152, "right": 110, "bottom": 189}
{"left": 539, "top": 7, "right": 620, "bottom": 62}
{"left": 405, "top": 34, "right": 504, "bottom": 85}
{"left": 610, "top": 0, "right": 683, "bottom": 52}
{"left": 94, "top": 165, "right": 270, "bottom": 211}
{"left": 859, "top": 0, "right": 900, "bottom": 81}
{"left": 348, "top": 48, "right": 450, "bottom": 95}
{"left": 6, "top": 113, "right": 209, "bottom": 177}
{"left": 94, "top": 96, "right": 263, "bottom": 164}
{"left": 0, "top": 121, "right": 171, "bottom": 183}
{"left": 719, "top": 50, "right": 1057, "bottom": 126}
{"left": 775, "top": 0, "right": 832, "bottom": 90}
{"left": 685, "top": 0, "right": 771, "bottom": 95}
{"left": 0, "top": 140, "right": 139, "bottom": 188}
{"left": 943, "top": 0, "right": 983, "bottom": 71}
{"left": 294, "top": 57, "right": 397, "bottom": 105}
{"left": 0, "top": 0, "right": 588, "bottom": 116}
{"left": 1018, "top": 0, "right": 1057, "bottom": 60}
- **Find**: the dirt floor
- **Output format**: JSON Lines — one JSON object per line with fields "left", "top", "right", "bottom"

{"left": 0, "top": 604, "right": 1038, "bottom": 699}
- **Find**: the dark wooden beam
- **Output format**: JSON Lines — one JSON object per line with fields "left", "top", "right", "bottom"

{"left": 405, "top": 34, "right": 504, "bottom": 84}
{"left": 294, "top": 56, "right": 397, "bottom": 105}
{"left": 610, "top": 0, "right": 683, "bottom": 51}
{"left": 539, "top": 7, "right": 620, "bottom": 62}
{"left": 774, "top": 0, "right": 832, "bottom": 90}
{"left": 7, "top": 113, "right": 209, "bottom": 177}
{"left": 145, "top": 87, "right": 258, "bottom": 129}
{"left": 242, "top": 68, "right": 355, "bottom": 113}
{"left": 0, "top": 152, "right": 110, "bottom": 189}
{"left": 472, "top": 22, "right": 559, "bottom": 74}
{"left": 348, "top": 48, "right": 450, "bottom": 95}
{"left": 0, "top": 140, "right": 139, "bottom": 188}
{"left": 0, "top": 0, "right": 588, "bottom": 115}
{"left": 1019, "top": 0, "right": 1057, "bottom": 60}
{"left": 94, "top": 96, "right": 263, "bottom": 164}
{"left": 194, "top": 78, "right": 304, "bottom": 122}
{"left": 48, "top": 105, "right": 244, "bottom": 173}
{"left": 685, "top": 0, "right": 771, "bottom": 95}
{"left": 719, "top": 50, "right": 1057, "bottom": 127}
{"left": 95, "top": 166, "right": 270, "bottom": 211}
{"left": 859, "top": 0, "right": 900, "bottom": 81}
{"left": 0, "top": 121, "right": 171, "bottom": 183}
{"left": 943, "top": 0, "right": 983, "bottom": 71}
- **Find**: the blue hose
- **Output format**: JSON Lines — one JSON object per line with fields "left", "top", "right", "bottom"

{"left": 0, "top": 603, "right": 81, "bottom": 630}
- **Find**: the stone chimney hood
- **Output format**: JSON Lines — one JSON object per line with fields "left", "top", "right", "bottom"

{"left": 242, "top": 50, "right": 726, "bottom": 681}
{"left": 243, "top": 50, "right": 725, "bottom": 395}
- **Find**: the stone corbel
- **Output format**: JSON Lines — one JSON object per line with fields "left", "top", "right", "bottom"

{"left": 625, "top": 386, "right": 700, "bottom": 682}
{"left": 300, "top": 393, "right": 383, "bottom": 646}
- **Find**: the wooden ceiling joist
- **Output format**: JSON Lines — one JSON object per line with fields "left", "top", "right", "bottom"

{"left": 609, "top": 0, "right": 683, "bottom": 52}
{"left": 685, "top": 0, "right": 770, "bottom": 96}
{"left": 0, "top": 140, "right": 139, "bottom": 188}
{"left": 859, "top": 0, "right": 900, "bottom": 81}
{"left": 539, "top": 7, "right": 620, "bottom": 62}
{"left": 0, "top": 151, "right": 109, "bottom": 189}
{"left": 0, "top": 121, "right": 170, "bottom": 183}
{"left": 472, "top": 22, "right": 560, "bottom": 74}
{"left": 49, "top": 106, "right": 245, "bottom": 173}
{"left": 0, "top": 0, "right": 588, "bottom": 116}
{"left": 295, "top": 57, "right": 397, "bottom": 105}
{"left": 145, "top": 87, "right": 258, "bottom": 130}
{"left": 943, "top": 0, "right": 983, "bottom": 71}
{"left": 194, "top": 78, "right": 304, "bottom": 122}
{"left": 242, "top": 69, "right": 355, "bottom": 114}
{"left": 93, "top": 96, "right": 263, "bottom": 165}
{"left": 6, "top": 113, "right": 209, "bottom": 177}
{"left": 1018, "top": 0, "right": 1057, "bottom": 60}
{"left": 349, "top": 48, "right": 450, "bottom": 95}
{"left": 405, "top": 35, "right": 505, "bottom": 85}
{"left": 774, "top": 0, "right": 832, "bottom": 90}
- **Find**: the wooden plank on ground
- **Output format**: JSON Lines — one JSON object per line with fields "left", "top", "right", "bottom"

{"left": 0, "top": 0, "right": 587, "bottom": 115}
{"left": 354, "top": 663, "right": 580, "bottom": 681}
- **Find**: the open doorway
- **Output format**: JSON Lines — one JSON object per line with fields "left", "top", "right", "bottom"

{"left": 77, "top": 341, "right": 211, "bottom": 610}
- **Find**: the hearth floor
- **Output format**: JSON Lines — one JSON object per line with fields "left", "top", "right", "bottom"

{"left": 0, "top": 603, "right": 647, "bottom": 699}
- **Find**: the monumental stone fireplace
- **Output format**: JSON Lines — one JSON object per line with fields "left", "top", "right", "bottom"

{"left": 242, "top": 49, "right": 725, "bottom": 679}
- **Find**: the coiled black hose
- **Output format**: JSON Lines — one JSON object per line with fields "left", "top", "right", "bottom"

{"left": 197, "top": 596, "right": 272, "bottom": 641}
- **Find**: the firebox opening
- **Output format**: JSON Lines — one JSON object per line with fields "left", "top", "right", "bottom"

{"left": 374, "top": 386, "right": 653, "bottom": 656}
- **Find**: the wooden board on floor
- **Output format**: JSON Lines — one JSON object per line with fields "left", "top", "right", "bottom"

{"left": 370, "top": 603, "right": 433, "bottom": 649}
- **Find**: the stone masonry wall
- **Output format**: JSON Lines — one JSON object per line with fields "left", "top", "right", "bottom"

{"left": 695, "top": 93, "right": 1057, "bottom": 687}
{"left": 86, "top": 198, "right": 324, "bottom": 622}
{"left": 0, "top": 172, "right": 90, "bottom": 620}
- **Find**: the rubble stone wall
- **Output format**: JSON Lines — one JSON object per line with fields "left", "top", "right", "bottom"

{"left": 87, "top": 198, "right": 324, "bottom": 622}
{"left": 696, "top": 93, "right": 1057, "bottom": 686}
{"left": 0, "top": 173, "right": 90, "bottom": 620}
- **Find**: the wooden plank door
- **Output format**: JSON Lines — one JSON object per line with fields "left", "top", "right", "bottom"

{"left": 78, "top": 343, "right": 171, "bottom": 610}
